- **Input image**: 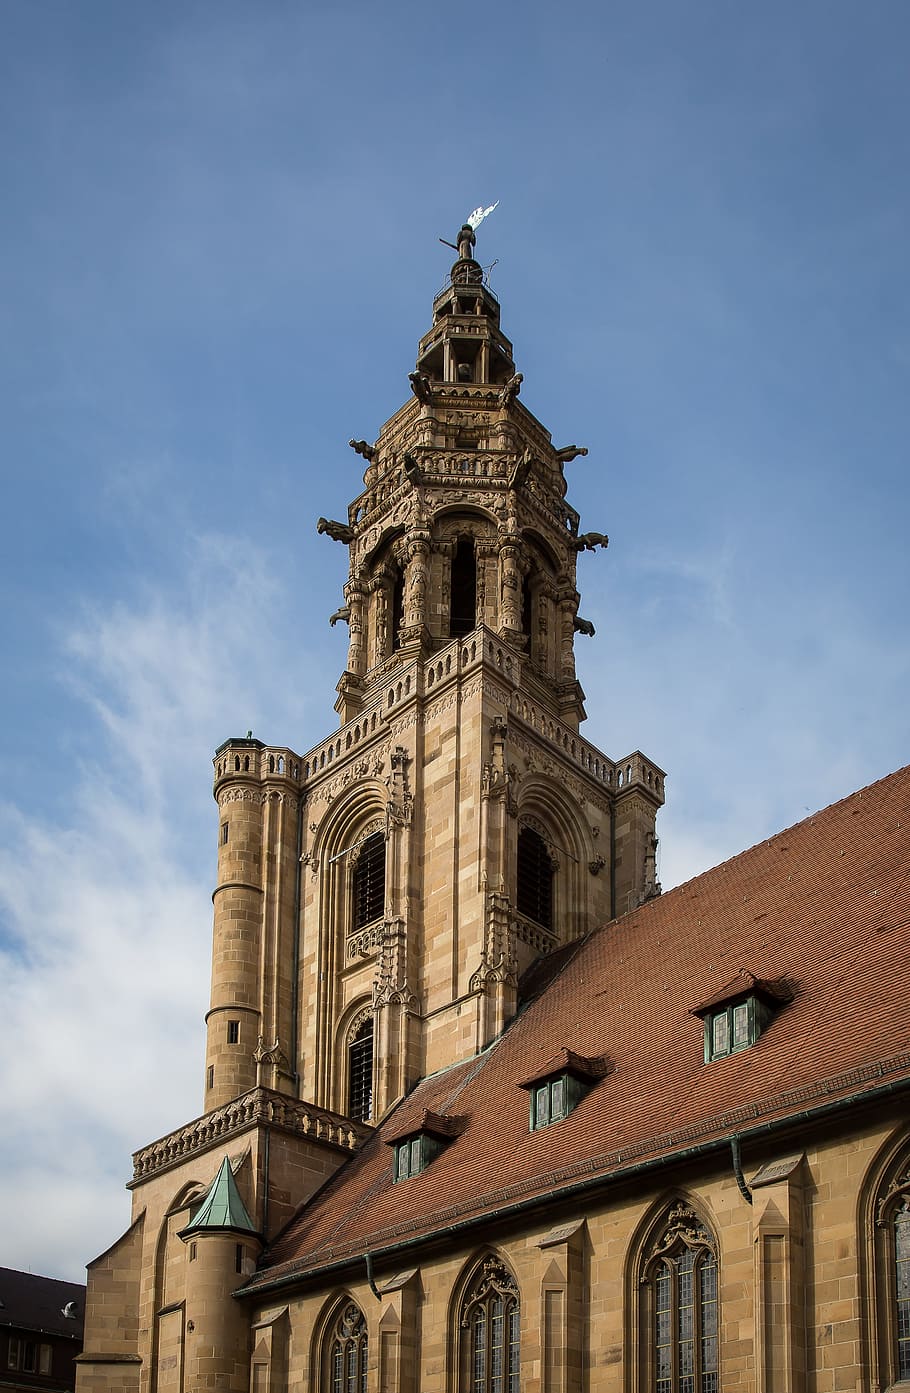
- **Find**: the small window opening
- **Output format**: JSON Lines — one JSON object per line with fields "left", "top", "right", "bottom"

{"left": 450, "top": 536, "right": 477, "bottom": 636}
{"left": 521, "top": 579, "right": 533, "bottom": 642}
{"left": 207, "top": 1065, "right": 214, "bottom": 1090}
{"left": 235, "top": 1243, "right": 244, "bottom": 1274}
{"left": 517, "top": 826, "right": 554, "bottom": 931}
{"left": 391, "top": 568, "right": 405, "bottom": 652}
{"left": 220, "top": 821, "right": 229, "bottom": 846}
{"left": 347, "top": 1019, "right": 374, "bottom": 1122}
{"left": 227, "top": 1019, "right": 239, "bottom": 1044}
{"left": 189, "top": 1242, "right": 197, "bottom": 1262}
{"left": 529, "top": 1073, "right": 587, "bottom": 1130}
{"left": 39, "top": 1345, "right": 52, "bottom": 1376}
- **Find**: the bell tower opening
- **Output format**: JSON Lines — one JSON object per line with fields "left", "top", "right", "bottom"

{"left": 449, "top": 537, "right": 477, "bottom": 637}
{"left": 516, "top": 825, "right": 554, "bottom": 932}
{"left": 391, "top": 564, "right": 405, "bottom": 653}
{"left": 347, "top": 1018, "right": 374, "bottom": 1122}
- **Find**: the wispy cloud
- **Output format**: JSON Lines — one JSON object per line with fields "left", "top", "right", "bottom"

{"left": 0, "top": 533, "right": 303, "bottom": 1279}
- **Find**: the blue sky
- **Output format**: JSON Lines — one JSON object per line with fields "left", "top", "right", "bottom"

{"left": 1, "top": 2, "right": 908, "bottom": 1280}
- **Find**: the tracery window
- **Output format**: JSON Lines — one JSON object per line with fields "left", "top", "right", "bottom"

{"left": 640, "top": 1204, "right": 719, "bottom": 1393}
{"left": 460, "top": 1256, "right": 520, "bottom": 1393}
{"left": 347, "top": 1017, "right": 373, "bottom": 1122}
{"left": 872, "top": 1156, "right": 910, "bottom": 1385}
{"left": 516, "top": 825, "right": 554, "bottom": 931}
{"left": 328, "top": 1301, "right": 368, "bottom": 1393}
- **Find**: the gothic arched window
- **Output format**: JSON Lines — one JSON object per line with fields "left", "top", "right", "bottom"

{"left": 347, "top": 1017, "right": 373, "bottom": 1123}
{"left": 640, "top": 1204, "right": 719, "bottom": 1393}
{"left": 450, "top": 536, "right": 477, "bottom": 636}
{"left": 327, "top": 1301, "right": 368, "bottom": 1393}
{"left": 516, "top": 825, "right": 554, "bottom": 931}
{"left": 352, "top": 832, "right": 385, "bottom": 929}
{"left": 870, "top": 1151, "right": 910, "bottom": 1385}
{"left": 460, "top": 1256, "right": 520, "bottom": 1393}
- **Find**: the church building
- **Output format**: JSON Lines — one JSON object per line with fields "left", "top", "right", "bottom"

{"left": 76, "top": 220, "right": 910, "bottom": 1393}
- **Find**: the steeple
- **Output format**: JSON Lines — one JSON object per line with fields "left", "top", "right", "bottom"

{"left": 324, "top": 217, "right": 602, "bottom": 732}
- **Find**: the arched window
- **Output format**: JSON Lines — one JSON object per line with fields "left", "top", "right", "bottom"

{"left": 516, "top": 825, "right": 554, "bottom": 931}
{"left": 460, "top": 1256, "right": 520, "bottom": 1393}
{"left": 869, "top": 1147, "right": 910, "bottom": 1385}
{"left": 450, "top": 536, "right": 477, "bottom": 636}
{"left": 327, "top": 1301, "right": 368, "bottom": 1393}
{"left": 639, "top": 1204, "right": 718, "bottom": 1393}
{"left": 352, "top": 832, "right": 385, "bottom": 929}
{"left": 347, "top": 1018, "right": 373, "bottom": 1123}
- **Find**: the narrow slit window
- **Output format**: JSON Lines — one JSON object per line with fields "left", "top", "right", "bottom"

{"left": 450, "top": 536, "right": 477, "bottom": 636}
{"left": 227, "top": 1020, "right": 239, "bottom": 1044}
{"left": 220, "top": 821, "right": 229, "bottom": 846}
{"left": 348, "top": 1019, "right": 373, "bottom": 1123}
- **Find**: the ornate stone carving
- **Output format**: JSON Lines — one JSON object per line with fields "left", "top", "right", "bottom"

{"left": 643, "top": 1203, "right": 717, "bottom": 1275}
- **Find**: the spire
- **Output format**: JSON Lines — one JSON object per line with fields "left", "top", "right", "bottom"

{"left": 179, "top": 1156, "right": 258, "bottom": 1238}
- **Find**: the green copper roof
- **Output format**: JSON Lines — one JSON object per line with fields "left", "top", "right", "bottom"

{"left": 182, "top": 1157, "right": 258, "bottom": 1237}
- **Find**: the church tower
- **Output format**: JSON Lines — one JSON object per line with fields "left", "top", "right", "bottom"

{"left": 76, "top": 218, "right": 664, "bottom": 1393}
{"left": 208, "top": 216, "right": 665, "bottom": 1124}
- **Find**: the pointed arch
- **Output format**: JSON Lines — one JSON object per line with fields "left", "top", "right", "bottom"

{"left": 513, "top": 775, "right": 597, "bottom": 954}
{"left": 626, "top": 1195, "right": 720, "bottom": 1393}
{"left": 312, "top": 1292, "right": 369, "bottom": 1393}
{"left": 448, "top": 1250, "right": 521, "bottom": 1393}
{"left": 859, "top": 1125, "right": 910, "bottom": 1386}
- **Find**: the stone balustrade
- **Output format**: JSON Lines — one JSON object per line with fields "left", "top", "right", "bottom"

{"left": 130, "top": 1087, "right": 369, "bottom": 1183}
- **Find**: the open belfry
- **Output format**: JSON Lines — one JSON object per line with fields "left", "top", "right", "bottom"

{"left": 78, "top": 218, "right": 910, "bottom": 1393}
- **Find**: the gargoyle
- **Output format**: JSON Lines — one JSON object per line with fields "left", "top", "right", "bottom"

{"left": 573, "top": 532, "right": 609, "bottom": 552}
{"left": 497, "top": 372, "right": 523, "bottom": 408}
{"left": 574, "top": 616, "right": 596, "bottom": 636}
{"left": 508, "top": 450, "right": 533, "bottom": 490}
{"left": 328, "top": 606, "right": 350, "bottom": 627}
{"left": 408, "top": 371, "right": 433, "bottom": 404}
{"left": 555, "top": 444, "right": 589, "bottom": 463}
{"left": 403, "top": 452, "right": 422, "bottom": 483}
{"left": 317, "top": 517, "right": 354, "bottom": 544}
{"left": 348, "top": 438, "right": 376, "bottom": 461}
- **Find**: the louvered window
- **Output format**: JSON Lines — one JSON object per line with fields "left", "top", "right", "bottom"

{"left": 353, "top": 832, "right": 385, "bottom": 928}
{"left": 516, "top": 826, "right": 553, "bottom": 930}
{"left": 347, "top": 1019, "right": 373, "bottom": 1123}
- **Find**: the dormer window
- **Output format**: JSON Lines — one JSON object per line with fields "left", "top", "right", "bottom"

{"left": 385, "top": 1110, "right": 465, "bottom": 1181}
{"left": 519, "top": 1049, "right": 613, "bottom": 1132}
{"left": 692, "top": 971, "right": 794, "bottom": 1062}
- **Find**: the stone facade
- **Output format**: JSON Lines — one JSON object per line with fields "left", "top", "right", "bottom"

{"left": 77, "top": 221, "right": 910, "bottom": 1393}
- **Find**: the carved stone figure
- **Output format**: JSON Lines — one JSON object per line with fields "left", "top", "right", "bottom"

{"left": 497, "top": 372, "right": 523, "bottom": 408}
{"left": 348, "top": 438, "right": 376, "bottom": 461}
{"left": 555, "top": 444, "right": 588, "bottom": 463}
{"left": 317, "top": 517, "right": 354, "bottom": 544}
{"left": 508, "top": 451, "right": 533, "bottom": 490}
{"left": 328, "top": 606, "right": 350, "bottom": 628}
{"left": 403, "top": 453, "right": 422, "bottom": 483}
{"left": 408, "top": 371, "right": 433, "bottom": 404}
{"left": 574, "top": 532, "right": 609, "bottom": 552}
{"left": 574, "top": 616, "right": 596, "bottom": 636}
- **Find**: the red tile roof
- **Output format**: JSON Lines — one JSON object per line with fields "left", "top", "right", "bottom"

{"left": 248, "top": 764, "right": 910, "bottom": 1293}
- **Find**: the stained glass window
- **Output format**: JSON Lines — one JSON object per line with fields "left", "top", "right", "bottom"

{"left": 896, "top": 1205, "right": 910, "bottom": 1380}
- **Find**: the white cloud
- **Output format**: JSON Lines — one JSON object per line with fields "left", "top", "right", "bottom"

{"left": 0, "top": 533, "right": 305, "bottom": 1281}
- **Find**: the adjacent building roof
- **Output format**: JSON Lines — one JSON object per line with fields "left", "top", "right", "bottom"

{"left": 246, "top": 764, "right": 910, "bottom": 1294}
{"left": 0, "top": 1268, "right": 85, "bottom": 1339}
